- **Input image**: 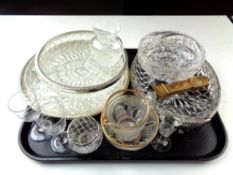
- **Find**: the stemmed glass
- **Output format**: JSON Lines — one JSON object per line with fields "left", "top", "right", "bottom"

{"left": 8, "top": 91, "right": 69, "bottom": 153}
{"left": 8, "top": 90, "right": 48, "bottom": 141}
{"left": 35, "top": 101, "right": 70, "bottom": 153}
{"left": 151, "top": 112, "right": 184, "bottom": 152}
{"left": 8, "top": 90, "right": 40, "bottom": 122}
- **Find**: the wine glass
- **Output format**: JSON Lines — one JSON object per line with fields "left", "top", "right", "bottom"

{"left": 35, "top": 101, "right": 70, "bottom": 153}
{"left": 8, "top": 90, "right": 50, "bottom": 141}
{"left": 8, "top": 90, "right": 40, "bottom": 122}
{"left": 151, "top": 112, "right": 184, "bottom": 152}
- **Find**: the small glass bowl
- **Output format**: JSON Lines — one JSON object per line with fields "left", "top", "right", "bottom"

{"left": 101, "top": 89, "right": 160, "bottom": 151}
{"left": 101, "top": 104, "right": 159, "bottom": 151}
{"left": 102, "top": 89, "right": 150, "bottom": 143}
{"left": 67, "top": 117, "right": 103, "bottom": 154}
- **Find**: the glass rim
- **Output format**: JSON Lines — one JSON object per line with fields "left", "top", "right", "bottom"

{"left": 38, "top": 101, "right": 66, "bottom": 123}
{"left": 8, "top": 90, "right": 37, "bottom": 113}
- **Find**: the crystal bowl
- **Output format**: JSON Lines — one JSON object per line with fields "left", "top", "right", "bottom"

{"left": 131, "top": 55, "right": 221, "bottom": 127}
{"left": 137, "top": 31, "right": 206, "bottom": 83}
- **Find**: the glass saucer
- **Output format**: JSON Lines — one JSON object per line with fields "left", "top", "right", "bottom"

{"left": 20, "top": 55, "right": 129, "bottom": 118}
{"left": 101, "top": 107, "right": 159, "bottom": 151}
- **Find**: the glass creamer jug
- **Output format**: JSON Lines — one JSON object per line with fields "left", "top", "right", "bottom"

{"left": 91, "top": 21, "right": 125, "bottom": 74}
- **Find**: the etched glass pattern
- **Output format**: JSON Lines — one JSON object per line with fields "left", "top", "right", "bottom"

{"left": 67, "top": 117, "right": 103, "bottom": 154}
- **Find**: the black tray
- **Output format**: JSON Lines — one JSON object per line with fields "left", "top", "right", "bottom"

{"left": 18, "top": 49, "right": 227, "bottom": 162}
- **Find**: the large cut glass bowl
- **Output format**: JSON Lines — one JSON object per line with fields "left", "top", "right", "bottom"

{"left": 131, "top": 31, "right": 220, "bottom": 127}
{"left": 20, "top": 31, "right": 129, "bottom": 118}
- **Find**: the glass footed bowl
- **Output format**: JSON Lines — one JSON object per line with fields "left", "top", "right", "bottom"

{"left": 131, "top": 55, "right": 221, "bottom": 127}
{"left": 137, "top": 31, "right": 206, "bottom": 83}
{"left": 20, "top": 31, "right": 129, "bottom": 118}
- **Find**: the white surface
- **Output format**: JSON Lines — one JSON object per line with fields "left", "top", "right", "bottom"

{"left": 0, "top": 16, "right": 233, "bottom": 174}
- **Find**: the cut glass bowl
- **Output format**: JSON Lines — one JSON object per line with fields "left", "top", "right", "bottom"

{"left": 137, "top": 31, "right": 206, "bottom": 83}
{"left": 20, "top": 31, "right": 129, "bottom": 118}
{"left": 131, "top": 56, "right": 220, "bottom": 127}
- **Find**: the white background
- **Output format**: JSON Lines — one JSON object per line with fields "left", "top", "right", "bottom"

{"left": 0, "top": 16, "right": 232, "bottom": 175}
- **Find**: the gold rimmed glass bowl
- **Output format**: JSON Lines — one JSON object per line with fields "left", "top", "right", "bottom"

{"left": 101, "top": 89, "right": 159, "bottom": 151}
